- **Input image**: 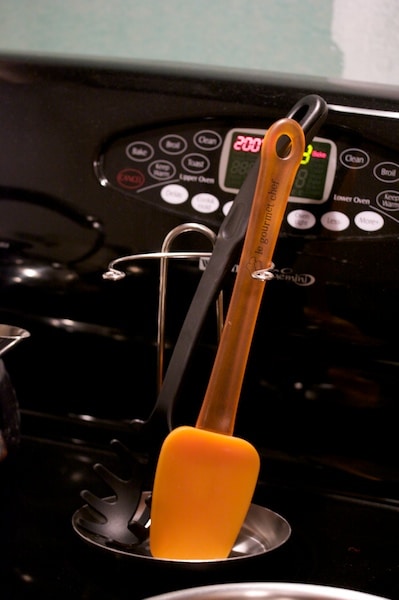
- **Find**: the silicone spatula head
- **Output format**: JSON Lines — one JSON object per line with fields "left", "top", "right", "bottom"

{"left": 149, "top": 425, "right": 260, "bottom": 560}
{"left": 149, "top": 118, "right": 305, "bottom": 560}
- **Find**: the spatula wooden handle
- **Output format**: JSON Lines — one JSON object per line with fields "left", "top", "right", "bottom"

{"left": 196, "top": 118, "right": 305, "bottom": 435}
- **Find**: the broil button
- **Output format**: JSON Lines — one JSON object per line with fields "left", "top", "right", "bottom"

{"left": 374, "top": 161, "right": 399, "bottom": 182}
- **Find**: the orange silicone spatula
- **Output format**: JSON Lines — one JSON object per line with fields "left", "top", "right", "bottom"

{"left": 149, "top": 118, "right": 305, "bottom": 560}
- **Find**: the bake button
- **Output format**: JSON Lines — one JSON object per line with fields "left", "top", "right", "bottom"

{"left": 160, "top": 184, "right": 189, "bottom": 205}
{"left": 125, "top": 141, "right": 154, "bottom": 162}
{"left": 287, "top": 209, "right": 316, "bottom": 230}
{"left": 181, "top": 153, "right": 210, "bottom": 174}
{"left": 159, "top": 134, "right": 188, "bottom": 155}
{"left": 194, "top": 130, "right": 223, "bottom": 151}
{"left": 148, "top": 160, "right": 176, "bottom": 181}
{"left": 373, "top": 161, "right": 399, "bottom": 183}
{"left": 321, "top": 211, "right": 350, "bottom": 231}
{"left": 191, "top": 193, "right": 219, "bottom": 214}
{"left": 354, "top": 211, "right": 384, "bottom": 232}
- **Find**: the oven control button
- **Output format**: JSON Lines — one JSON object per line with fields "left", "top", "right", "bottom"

{"left": 148, "top": 160, "right": 176, "bottom": 180}
{"left": 116, "top": 168, "right": 145, "bottom": 190}
{"left": 222, "top": 200, "right": 233, "bottom": 216}
{"left": 161, "top": 184, "right": 189, "bottom": 205}
{"left": 339, "top": 148, "right": 370, "bottom": 170}
{"left": 191, "top": 192, "right": 219, "bottom": 214}
{"left": 125, "top": 141, "right": 154, "bottom": 161}
{"left": 193, "top": 130, "right": 223, "bottom": 151}
{"left": 181, "top": 153, "right": 210, "bottom": 174}
{"left": 159, "top": 134, "right": 188, "bottom": 155}
{"left": 354, "top": 211, "right": 384, "bottom": 232}
{"left": 374, "top": 161, "right": 399, "bottom": 183}
{"left": 287, "top": 209, "right": 316, "bottom": 230}
{"left": 321, "top": 211, "right": 350, "bottom": 231}
{"left": 376, "top": 189, "right": 399, "bottom": 212}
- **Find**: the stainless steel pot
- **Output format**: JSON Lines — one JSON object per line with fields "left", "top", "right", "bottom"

{"left": 143, "top": 582, "right": 390, "bottom": 600}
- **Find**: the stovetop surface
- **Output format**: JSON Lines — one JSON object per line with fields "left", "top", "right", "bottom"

{"left": 2, "top": 429, "right": 399, "bottom": 600}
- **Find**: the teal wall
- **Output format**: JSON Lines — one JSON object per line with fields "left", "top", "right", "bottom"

{"left": 0, "top": 0, "right": 398, "bottom": 85}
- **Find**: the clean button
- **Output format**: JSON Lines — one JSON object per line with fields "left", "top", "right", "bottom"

{"left": 194, "top": 130, "right": 222, "bottom": 151}
{"left": 339, "top": 148, "right": 369, "bottom": 170}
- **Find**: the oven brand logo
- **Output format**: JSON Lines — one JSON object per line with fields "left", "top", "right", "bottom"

{"left": 273, "top": 267, "right": 315, "bottom": 286}
{"left": 199, "top": 259, "right": 315, "bottom": 286}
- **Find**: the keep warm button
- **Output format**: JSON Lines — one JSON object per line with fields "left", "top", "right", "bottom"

{"left": 376, "top": 190, "right": 399, "bottom": 211}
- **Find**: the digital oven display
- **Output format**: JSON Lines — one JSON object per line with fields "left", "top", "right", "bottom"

{"left": 219, "top": 128, "right": 337, "bottom": 203}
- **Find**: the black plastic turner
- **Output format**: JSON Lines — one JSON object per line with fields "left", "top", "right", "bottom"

{"left": 133, "top": 93, "right": 328, "bottom": 447}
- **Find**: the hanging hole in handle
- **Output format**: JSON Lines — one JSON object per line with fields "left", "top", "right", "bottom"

{"left": 276, "top": 133, "right": 293, "bottom": 158}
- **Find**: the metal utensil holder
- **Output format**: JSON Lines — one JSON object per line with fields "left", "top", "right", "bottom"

{"left": 103, "top": 222, "right": 224, "bottom": 394}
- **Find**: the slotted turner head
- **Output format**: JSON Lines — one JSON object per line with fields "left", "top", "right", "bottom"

{"left": 76, "top": 440, "right": 151, "bottom": 547}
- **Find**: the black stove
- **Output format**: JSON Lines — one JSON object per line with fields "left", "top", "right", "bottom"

{"left": 1, "top": 53, "right": 399, "bottom": 599}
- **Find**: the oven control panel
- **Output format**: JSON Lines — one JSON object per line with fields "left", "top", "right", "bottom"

{"left": 96, "top": 119, "right": 399, "bottom": 237}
